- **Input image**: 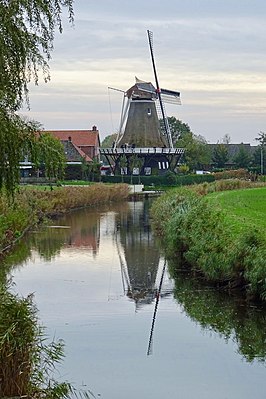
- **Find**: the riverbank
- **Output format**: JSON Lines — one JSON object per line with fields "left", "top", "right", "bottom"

{"left": 0, "top": 183, "right": 129, "bottom": 257}
{"left": 151, "top": 180, "right": 266, "bottom": 301}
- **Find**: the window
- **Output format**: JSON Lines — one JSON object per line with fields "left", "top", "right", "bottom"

{"left": 133, "top": 167, "right": 139, "bottom": 175}
{"left": 144, "top": 167, "right": 151, "bottom": 175}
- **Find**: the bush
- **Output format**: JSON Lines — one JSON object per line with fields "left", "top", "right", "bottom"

{"left": 102, "top": 174, "right": 215, "bottom": 187}
{"left": 213, "top": 169, "right": 249, "bottom": 180}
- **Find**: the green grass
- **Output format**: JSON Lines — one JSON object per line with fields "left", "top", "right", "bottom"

{"left": 21, "top": 184, "right": 62, "bottom": 191}
{"left": 61, "top": 180, "right": 92, "bottom": 186}
{"left": 207, "top": 187, "right": 266, "bottom": 236}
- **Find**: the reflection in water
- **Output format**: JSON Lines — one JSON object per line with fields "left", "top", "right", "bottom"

{"left": 5, "top": 208, "right": 102, "bottom": 269}
{"left": 4, "top": 199, "right": 266, "bottom": 370}
{"left": 115, "top": 200, "right": 161, "bottom": 309}
{"left": 5, "top": 201, "right": 164, "bottom": 311}
{"left": 31, "top": 210, "right": 101, "bottom": 261}
{"left": 147, "top": 259, "right": 167, "bottom": 356}
{"left": 168, "top": 258, "right": 266, "bottom": 363}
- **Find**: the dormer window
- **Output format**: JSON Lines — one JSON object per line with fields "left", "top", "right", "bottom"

{"left": 147, "top": 108, "right": 152, "bottom": 116}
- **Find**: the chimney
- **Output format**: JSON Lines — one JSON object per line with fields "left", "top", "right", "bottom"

{"left": 92, "top": 125, "right": 97, "bottom": 131}
{"left": 68, "top": 136, "right": 72, "bottom": 141}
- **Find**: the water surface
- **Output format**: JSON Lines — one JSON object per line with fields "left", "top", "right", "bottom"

{"left": 9, "top": 200, "right": 266, "bottom": 399}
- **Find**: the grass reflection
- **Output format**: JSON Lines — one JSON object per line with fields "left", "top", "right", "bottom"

{"left": 168, "top": 258, "right": 266, "bottom": 363}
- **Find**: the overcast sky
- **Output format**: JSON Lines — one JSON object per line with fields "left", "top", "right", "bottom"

{"left": 21, "top": 0, "right": 266, "bottom": 144}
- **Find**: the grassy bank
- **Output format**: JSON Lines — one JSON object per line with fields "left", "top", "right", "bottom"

{"left": 0, "top": 183, "right": 129, "bottom": 255}
{"left": 152, "top": 180, "right": 266, "bottom": 301}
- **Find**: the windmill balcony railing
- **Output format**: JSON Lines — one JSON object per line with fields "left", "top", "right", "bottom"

{"left": 100, "top": 147, "right": 184, "bottom": 155}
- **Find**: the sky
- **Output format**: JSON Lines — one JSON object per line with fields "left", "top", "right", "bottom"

{"left": 21, "top": 0, "right": 266, "bottom": 144}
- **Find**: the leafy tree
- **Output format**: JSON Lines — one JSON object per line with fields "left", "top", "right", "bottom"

{"left": 222, "top": 134, "right": 231, "bottom": 144}
{"left": 178, "top": 133, "right": 211, "bottom": 171}
{"left": 255, "top": 131, "right": 266, "bottom": 147}
{"left": 233, "top": 144, "right": 251, "bottom": 169}
{"left": 101, "top": 133, "right": 117, "bottom": 148}
{"left": 0, "top": 0, "right": 74, "bottom": 111}
{"left": 81, "top": 156, "right": 89, "bottom": 180}
{"left": 169, "top": 117, "right": 211, "bottom": 171}
{"left": 129, "top": 155, "right": 144, "bottom": 183}
{"left": 119, "top": 155, "right": 127, "bottom": 182}
{"left": 0, "top": 0, "right": 74, "bottom": 195}
{"left": 38, "top": 133, "right": 66, "bottom": 181}
{"left": 212, "top": 143, "right": 229, "bottom": 168}
{"left": 100, "top": 133, "right": 117, "bottom": 166}
{"left": 252, "top": 145, "right": 266, "bottom": 174}
{"left": 87, "top": 158, "right": 100, "bottom": 182}
{"left": 255, "top": 131, "right": 266, "bottom": 174}
{"left": 167, "top": 116, "right": 192, "bottom": 144}
{"left": 0, "top": 110, "right": 39, "bottom": 194}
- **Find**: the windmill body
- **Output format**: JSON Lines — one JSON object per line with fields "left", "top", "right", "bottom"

{"left": 117, "top": 80, "right": 168, "bottom": 148}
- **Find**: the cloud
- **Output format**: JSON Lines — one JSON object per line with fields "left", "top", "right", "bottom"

{"left": 21, "top": 0, "right": 266, "bottom": 144}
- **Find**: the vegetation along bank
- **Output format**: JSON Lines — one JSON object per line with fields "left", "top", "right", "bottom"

{"left": 0, "top": 183, "right": 129, "bottom": 256}
{"left": 151, "top": 179, "right": 266, "bottom": 301}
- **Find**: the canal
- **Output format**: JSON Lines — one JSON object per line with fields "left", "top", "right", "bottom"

{"left": 7, "top": 199, "right": 266, "bottom": 398}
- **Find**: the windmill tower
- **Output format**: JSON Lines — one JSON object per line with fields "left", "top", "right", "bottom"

{"left": 116, "top": 78, "right": 168, "bottom": 148}
{"left": 101, "top": 30, "right": 184, "bottom": 176}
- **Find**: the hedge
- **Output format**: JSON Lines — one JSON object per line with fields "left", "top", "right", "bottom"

{"left": 101, "top": 174, "right": 215, "bottom": 186}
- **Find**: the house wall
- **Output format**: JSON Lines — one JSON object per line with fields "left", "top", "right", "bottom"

{"left": 79, "top": 146, "right": 97, "bottom": 159}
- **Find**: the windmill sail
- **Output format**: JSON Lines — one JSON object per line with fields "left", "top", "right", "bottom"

{"left": 161, "top": 88, "right": 181, "bottom": 105}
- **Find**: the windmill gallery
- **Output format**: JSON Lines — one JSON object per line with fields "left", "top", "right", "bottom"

{"left": 100, "top": 30, "right": 184, "bottom": 177}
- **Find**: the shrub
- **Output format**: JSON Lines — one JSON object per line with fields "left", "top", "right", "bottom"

{"left": 213, "top": 169, "right": 249, "bottom": 180}
{"left": 102, "top": 174, "right": 215, "bottom": 187}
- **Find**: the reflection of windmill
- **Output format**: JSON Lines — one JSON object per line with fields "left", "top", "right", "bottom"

{"left": 101, "top": 30, "right": 184, "bottom": 176}
{"left": 147, "top": 259, "right": 166, "bottom": 356}
{"left": 115, "top": 200, "right": 161, "bottom": 309}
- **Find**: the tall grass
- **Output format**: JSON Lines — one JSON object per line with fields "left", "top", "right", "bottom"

{"left": 190, "top": 178, "right": 266, "bottom": 196}
{"left": 151, "top": 181, "right": 266, "bottom": 301}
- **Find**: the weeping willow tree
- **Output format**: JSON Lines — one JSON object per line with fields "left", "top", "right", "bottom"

{"left": 0, "top": 110, "right": 38, "bottom": 193}
{"left": 0, "top": 0, "right": 74, "bottom": 195}
{"left": 38, "top": 132, "right": 66, "bottom": 181}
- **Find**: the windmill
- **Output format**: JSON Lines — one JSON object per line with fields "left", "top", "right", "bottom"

{"left": 100, "top": 30, "right": 184, "bottom": 176}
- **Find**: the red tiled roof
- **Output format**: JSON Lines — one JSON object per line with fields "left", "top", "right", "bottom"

{"left": 71, "top": 142, "right": 92, "bottom": 162}
{"left": 46, "top": 130, "right": 99, "bottom": 147}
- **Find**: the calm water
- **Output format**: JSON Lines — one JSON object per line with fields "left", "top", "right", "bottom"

{"left": 8, "top": 200, "right": 266, "bottom": 399}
